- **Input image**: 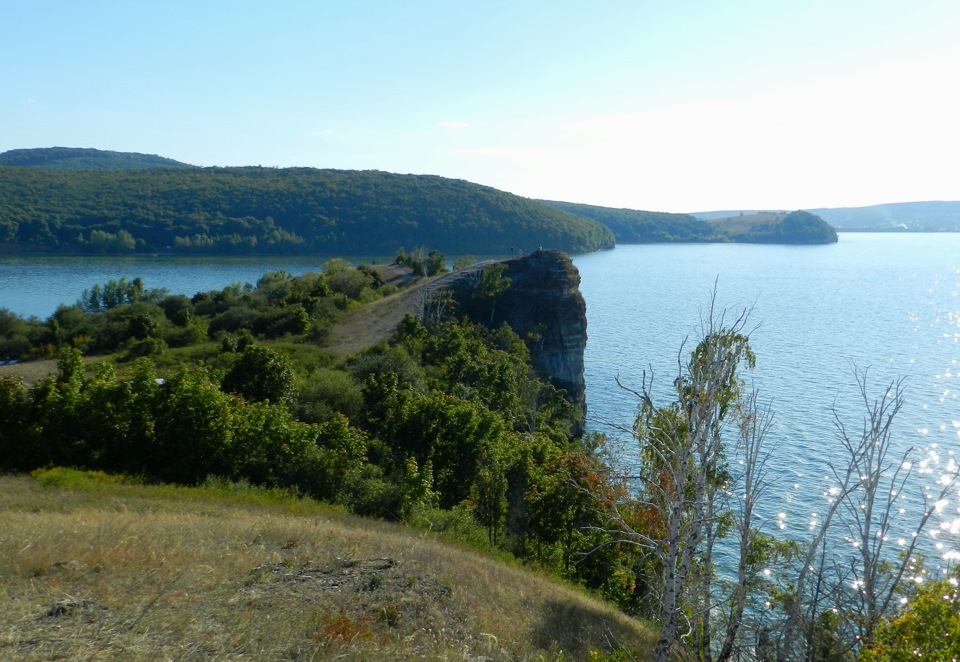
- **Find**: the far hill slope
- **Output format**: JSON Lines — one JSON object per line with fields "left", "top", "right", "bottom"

{"left": 0, "top": 146, "right": 194, "bottom": 170}
{"left": 541, "top": 200, "right": 718, "bottom": 242}
{"left": 0, "top": 152, "right": 615, "bottom": 255}
{"left": 810, "top": 200, "right": 960, "bottom": 231}
{"left": 709, "top": 210, "right": 838, "bottom": 243}
{"left": 543, "top": 200, "right": 836, "bottom": 244}
{"left": 693, "top": 201, "right": 960, "bottom": 231}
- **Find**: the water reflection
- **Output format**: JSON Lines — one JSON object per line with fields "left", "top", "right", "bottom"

{"left": 575, "top": 234, "right": 960, "bottom": 565}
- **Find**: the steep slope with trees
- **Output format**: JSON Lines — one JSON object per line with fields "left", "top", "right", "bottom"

{"left": 542, "top": 200, "right": 720, "bottom": 242}
{"left": 0, "top": 149, "right": 615, "bottom": 255}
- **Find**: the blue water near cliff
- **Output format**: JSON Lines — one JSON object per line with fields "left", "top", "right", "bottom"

{"left": 573, "top": 233, "right": 960, "bottom": 561}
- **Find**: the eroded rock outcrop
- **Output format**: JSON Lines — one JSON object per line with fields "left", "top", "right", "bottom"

{"left": 436, "top": 250, "right": 587, "bottom": 435}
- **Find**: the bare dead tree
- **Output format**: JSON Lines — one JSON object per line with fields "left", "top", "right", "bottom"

{"left": 716, "top": 389, "right": 776, "bottom": 662}
{"left": 771, "top": 367, "right": 960, "bottom": 660}
{"left": 595, "top": 294, "right": 755, "bottom": 662}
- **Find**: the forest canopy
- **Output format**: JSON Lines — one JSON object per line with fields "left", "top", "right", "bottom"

{"left": 543, "top": 200, "right": 838, "bottom": 245}
{"left": 0, "top": 153, "right": 615, "bottom": 255}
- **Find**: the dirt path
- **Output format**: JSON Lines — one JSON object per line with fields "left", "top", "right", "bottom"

{"left": 323, "top": 262, "right": 494, "bottom": 357}
{"left": 323, "top": 285, "right": 426, "bottom": 357}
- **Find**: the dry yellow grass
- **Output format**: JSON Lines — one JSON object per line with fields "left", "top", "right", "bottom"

{"left": 0, "top": 471, "right": 656, "bottom": 660}
{"left": 0, "top": 358, "right": 59, "bottom": 386}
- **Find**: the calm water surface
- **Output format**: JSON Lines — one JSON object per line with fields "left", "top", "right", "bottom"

{"left": 0, "top": 255, "right": 382, "bottom": 319}
{"left": 574, "top": 233, "right": 960, "bottom": 562}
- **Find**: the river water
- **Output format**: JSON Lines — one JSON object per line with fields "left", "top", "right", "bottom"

{"left": 2, "top": 235, "right": 959, "bottom": 560}
{"left": 573, "top": 233, "right": 960, "bottom": 563}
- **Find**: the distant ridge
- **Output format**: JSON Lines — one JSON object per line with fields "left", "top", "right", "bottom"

{"left": 0, "top": 147, "right": 195, "bottom": 170}
{"left": 542, "top": 200, "right": 836, "bottom": 244}
{"left": 693, "top": 202, "right": 960, "bottom": 232}
{"left": 540, "top": 200, "right": 716, "bottom": 243}
{"left": 809, "top": 201, "right": 960, "bottom": 231}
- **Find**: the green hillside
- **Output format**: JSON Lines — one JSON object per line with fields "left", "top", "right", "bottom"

{"left": 541, "top": 200, "right": 719, "bottom": 242}
{"left": 544, "top": 200, "right": 837, "bottom": 244}
{"left": 709, "top": 210, "right": 838, "bottom": 243}
{"left": 0, "top": 149, "right": 614, "bottom": 255}
{"left": 0, "top": 147, "right": 194, "bottom": 170}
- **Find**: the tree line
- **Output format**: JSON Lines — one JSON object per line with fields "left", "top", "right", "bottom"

{"left": 544, "top": 201, "right": 838, "bottom": 244}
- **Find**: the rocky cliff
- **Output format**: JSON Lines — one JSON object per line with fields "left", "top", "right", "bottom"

{"left": 436, "top": 250, "right": 587, "bottom": 435}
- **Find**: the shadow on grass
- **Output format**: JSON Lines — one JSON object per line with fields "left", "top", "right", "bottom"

{"left": 531, "top": 597, "right": 654, "bottom": 659}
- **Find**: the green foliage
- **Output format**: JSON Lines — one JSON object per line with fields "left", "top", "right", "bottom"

{"left": 222, "top": 345, "right": 296, "bottom": 404}
{"left": 543, "top": 199, "right": 838, "bottom": 245}
{"left": 230, "top": 400, "right": 319, "bottom": 488}
{"left": 0, "top": 265, "right": 396, "bottom": 362}
{"left": 734, "top": 210, "right": 839, "bottom": 244}
{"left": 0, "top": 268, "right": 645, "bottom": 618}
{"left": 293, "top": 367, "right": 364, "bottom": 423}
{"left": 859, "top": 569, "right": 960, "bottom": 661}
{"left": 472, "top": 263, "right": 511, "bottom": 324}
{"left": 452, "top": 255, "right": 477, "bottom": 271}
{"left": 543, "top": 200, "right": 721, "bottom": 243}
{"left": 86, "top": 229, "right": 137, "bottom": 253}
{"left": 395, "top": 247, "right": 449, "bottom": 277}
{"left": 78, "top": 276, "right": 168, "bottom": 313}
{"left": 0, "top": 164, "right": 615, "bottom": 254}
{"left": 0, "top": 146, "right": 193, "bottom": 170}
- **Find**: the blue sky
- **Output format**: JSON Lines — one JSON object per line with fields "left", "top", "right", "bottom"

{"left": 5, "top": 0, "right": 959, "bottom": 212}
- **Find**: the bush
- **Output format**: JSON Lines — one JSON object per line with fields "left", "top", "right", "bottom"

{"left": 125, "top": 337, "right": 167, "bottom": 359}
{"left": 338, "top": 465, "right": 403, "bottom": 519}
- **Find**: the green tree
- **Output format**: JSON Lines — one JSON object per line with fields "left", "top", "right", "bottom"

{"left": 153, "top": 368, "right": 233, "bottom": 483}
{"left": 0, "top": 375, "right": 30, "bottom": 470}
{"left": 230, "top": 400, "right": 320, "bottom": 488}
{"left": 609, "top": 299, "right": 755, "bottom": 662}
{"left": 472, "top": 263, "right": 511, "bottom": 324}
{"left": 221, "top": 345, "right": 296, "bottom": 405}
{"left": 860, "top": 568, "right": 960, "bottom": 661}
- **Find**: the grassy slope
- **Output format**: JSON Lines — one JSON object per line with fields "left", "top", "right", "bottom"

{"left": 708, "top": 212, "right": 785, "bottom": 234}
{"left": 0, "top": 470, "right": 657, "bottom": 660}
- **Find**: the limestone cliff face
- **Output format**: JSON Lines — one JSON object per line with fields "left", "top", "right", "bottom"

{"left": 439, "top": 250, "right": 587, "bottom": 435}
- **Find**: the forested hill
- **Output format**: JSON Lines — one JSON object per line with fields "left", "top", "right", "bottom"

{"left": 541, "top": 200, "right": 718, "bottom": 242}
{"left": 542, "top": 200, "right": 837, "bottom": 244}
{"left": 696, "top": 201, "right": 960, "bottom": 231}
{"left": 0, "top": 158, "right": 614, "bottom": 255}
{"left": 0, "top": 147, "right": 194, "bottom": 170}
{"left": 708, "top": 210, "right": 838, "bottom": 244}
